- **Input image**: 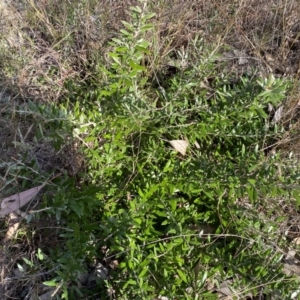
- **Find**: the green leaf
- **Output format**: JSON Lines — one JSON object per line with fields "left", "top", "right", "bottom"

{"left": 128, "top": 59, "right": 145, "bottom": 71}
{"left": 140, "top": 24, "right": 154, "bottom": 32}
{"left": 137, "top": 41, "right": 150, "bottom": 48}
{"left": 124, "top": 279, "right": 137, "bottom": 289}
{"left": 143, "top": 12, "right": 156, "bottom": 20}
{"left": 134, "top": 218, "right": 142, "bottom": 225}
{"left": 173, "top": 238, "right": 183, "bottom": 245}
{"left": 111, "top": 38, "right": 123, "bottom": 45}
{"left": 130, "top": 6, "right": 142, "bottom": 14}
{"left": 23, "top": 258, "right": 33, "bottom": 268}
{"left": 247, "top": 179, "right": 256, "bottom": 185}
{"left": 177, "top": 269, "right": 188, "bottom": 283}
{"left": 120, "top": 29, "right": 131, "bottom": 36}
{"left": 121, "top": 21, "right": 134, "bottom": 31}
{"left": 139, "top": 266, "right": 148, "bottom": 278}
{"left": 241, "top": 144, "right": 245, "bottom": 156}
{"left": 255, "top": 106, "right": 268, "bottom": 118}
{"left": 109, "top": 53, "right": 121, "bottom": 65}
{"left": 36, "top": 248, "right": 44, "bottom": 261}
{"left": 43, "top": 280, "right": 57, "bottom": 287}
{"left": 70, "top": 202, "right": 83, "bottom": 217}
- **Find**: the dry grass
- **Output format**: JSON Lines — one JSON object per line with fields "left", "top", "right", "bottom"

{"left": 1, "top": 0, "right": 300, "bottom": 98}
{"left": 1, "top": 0, "right": 300, "bottom": 298}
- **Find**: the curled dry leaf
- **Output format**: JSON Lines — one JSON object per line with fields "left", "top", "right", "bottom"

{"left": 0, "top": 185, "right": 44, "bottom": 217}
{"left": 271, "top": 105, "right": 283, "bottom": 124}
{"left": 3, "top": 213, "right": 20, "bottom": 242}
{"left": 292, "top": 237, "right": 300, "bottom": 245}
{"left": 169, "top": 140, "right": 189, "bottom": 156}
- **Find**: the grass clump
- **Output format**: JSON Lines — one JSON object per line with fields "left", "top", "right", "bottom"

{"left": 1, "top": 1, "right": 300, "bottom": 299}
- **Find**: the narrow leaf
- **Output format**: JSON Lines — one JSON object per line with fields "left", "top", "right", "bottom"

{"left": 43, "top": 280, "right": 57, "bottom": 287}
{"left": 177, "top": 269, "right": 188, "bottom": 283}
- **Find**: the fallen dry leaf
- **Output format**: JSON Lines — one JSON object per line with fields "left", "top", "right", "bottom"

{"left": 3, "top": 213, "right": 20, "bottom": 242}
{"left": 0, "top": 185, "right": 43, "bottom": 218}
{"left": 271, "top": 105, "right": 283, "bottom": 124}
{"left": 292, "top": 237, "right": 300, "bottom": 245}
{"left": 169, "top": 140, "right": 189, "bottom": 156}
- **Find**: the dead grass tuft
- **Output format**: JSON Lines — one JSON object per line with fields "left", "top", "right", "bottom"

{"left": 1, "top": 0, "right": 300, "bottom": 101}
